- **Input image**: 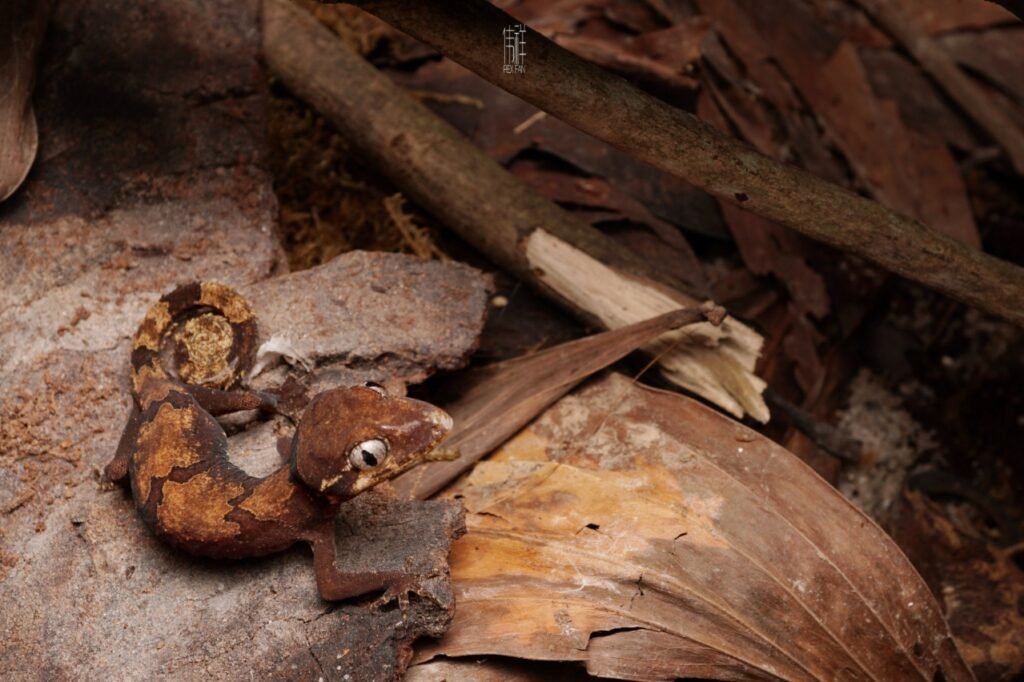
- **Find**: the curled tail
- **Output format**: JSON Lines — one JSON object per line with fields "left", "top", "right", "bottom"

{"left": 107, "top": 282, "right": 273, "bottom": 487}
{"left": 130, "top": 281, "right": 261, "bottom": 409}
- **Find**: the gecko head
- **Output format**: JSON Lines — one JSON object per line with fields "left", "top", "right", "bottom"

{"left": 290, "top": 383, "right": 454, "bottom": 500}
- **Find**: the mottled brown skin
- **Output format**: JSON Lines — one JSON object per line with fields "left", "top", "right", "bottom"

{"left": 106, "top": 282, "right": 453, "bottom": 604}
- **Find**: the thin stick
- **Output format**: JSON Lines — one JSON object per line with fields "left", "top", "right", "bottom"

{"left": 339, "top": 0, "right": 1024, "bottom": 327}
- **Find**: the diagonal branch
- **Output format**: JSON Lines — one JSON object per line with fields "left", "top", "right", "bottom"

{"left": 338, "top": 0, "right": 1024, "bottom": 327}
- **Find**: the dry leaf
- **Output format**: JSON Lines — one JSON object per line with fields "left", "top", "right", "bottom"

{"left": 893, "top": 491, "right": 1024, "bottom": 679}
{"left": 895, "top": 0, "right": 1018, "bottom": 33}
{"left": 508, "top": 156, "right": 708, "bottom": 293}
{"left": 407, "top": 656, "right": 592, "bottom": 681}
{"left": 940, "top": 27, "right": 1024, "bottom": 104}
{"left": 712, "top": 0, "right": 980, "bottom": 248}
{"left": 696, "top": 90, "right": 831, "bottom": 320}
{"left": 0, "top": 0, "right": 54, "bottom": 201}
{"left": 860, "top": 48, "right": 976, "bottom": 150}
{"left": 552, "top": 32, "right": 700, "bottom": 96}
{"left": 417, "top": 374, "right": 973, "bottom": 681}
{"left": 393, "top": 307, "right": 722, "bottom": 500}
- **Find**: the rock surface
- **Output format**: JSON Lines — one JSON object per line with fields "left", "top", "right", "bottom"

{"left": 0, "top": 1, "right": 488, "bottom": 679}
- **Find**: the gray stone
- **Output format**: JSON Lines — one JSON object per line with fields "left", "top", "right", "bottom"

{"left": 0, "top": 0, "right": 488, "bottom": 679}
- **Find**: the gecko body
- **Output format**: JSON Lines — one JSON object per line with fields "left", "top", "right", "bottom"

{"left": 105, "top": 282, "right": 453, "bottom": 603}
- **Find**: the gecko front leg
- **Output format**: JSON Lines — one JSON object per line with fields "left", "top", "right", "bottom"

{"left": 308, "top": 528, "right": 434, "bottom": 612}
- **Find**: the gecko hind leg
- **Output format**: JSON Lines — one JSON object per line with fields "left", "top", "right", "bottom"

{"left": 105, "top": 405, "right": 142, "bottom": 485}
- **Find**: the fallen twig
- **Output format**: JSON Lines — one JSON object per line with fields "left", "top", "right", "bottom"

{"left": 764, "top": 388, "right": 863, "bottom": 464}
{"left": 263, "top": 0, "right": 768, "bottom": 421}
{"left": 333, "top": 0, "right": 1024, "bottom": 327}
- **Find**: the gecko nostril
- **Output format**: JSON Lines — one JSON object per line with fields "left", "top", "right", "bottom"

{"left": 431, "top": 410, "right": 453, "bottom": 432}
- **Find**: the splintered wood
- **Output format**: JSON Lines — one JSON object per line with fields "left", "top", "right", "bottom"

{"left": 524, "top": 230, "right": 767, "bottom": 421}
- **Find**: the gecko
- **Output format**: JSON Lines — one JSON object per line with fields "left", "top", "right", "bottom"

{"left": 105, "top": 281, "right": 454, "bottom": 605}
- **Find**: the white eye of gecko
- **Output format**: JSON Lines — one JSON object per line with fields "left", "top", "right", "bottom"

{"left": 364, "top": 381, "right": 386, "bottom": 396}
{"left": 349, "top": 439, "right": 389, "bottom": 470}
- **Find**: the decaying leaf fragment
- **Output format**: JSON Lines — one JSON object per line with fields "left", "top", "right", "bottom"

{"left": 414, "top": 374, "right": 973, "bottom": 681}
{"left": 0, "top": 0, "right": 54, "bottom": 201}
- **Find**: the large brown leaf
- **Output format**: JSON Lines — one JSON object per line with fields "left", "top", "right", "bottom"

{"left": 414, "top": 373, "right": 973, "bottom": 681}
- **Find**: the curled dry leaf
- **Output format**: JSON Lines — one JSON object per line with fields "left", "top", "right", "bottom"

{"left": 0, "top": 0, "right": 54, "bottom": 201}
{"left": 394, "top": 307, "right": 723, "bottom": 500}
{"left": 415, "top": 374, "right": 973, "bottom": 681}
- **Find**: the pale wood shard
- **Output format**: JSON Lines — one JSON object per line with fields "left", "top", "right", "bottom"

{"left": 524, "top": 229, "right": 767, "bottom": 421}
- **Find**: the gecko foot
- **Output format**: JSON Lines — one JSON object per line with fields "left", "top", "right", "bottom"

{"left": 369, "top": 575, "right": 435, "bottom": 616}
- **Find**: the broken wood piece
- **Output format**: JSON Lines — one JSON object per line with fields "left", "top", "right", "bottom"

{"left": 339, "top": 0, "right": 1024, "bottom": 327}
{"left": 0, "top": 0, "right": 54, "bottom": 201}
{"left": 277, "top": 491, "right": 466, "bottom": 680}
{"left": 262, "top": 0, "right": 768, "bottom": 421}
{"left": 855, "top": 0, "right": 1024, "bottom": 175}
{"left": 523, "top": 230, "right": 765, "bottom": 420}
{"left": 393, "top": 305, "right": 725, "bottom": 500}
{"left": 416, "top": 373, "right": 974, "bottom": 681}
